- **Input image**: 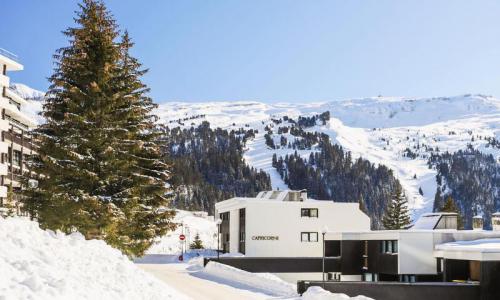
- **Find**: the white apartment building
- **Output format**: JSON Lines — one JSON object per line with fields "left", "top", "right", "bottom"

{"left": 214, "top": 190, "right": 370, "bottom": 257}
{"left": 0, "top": 48, "right": 37, "bottom": 212}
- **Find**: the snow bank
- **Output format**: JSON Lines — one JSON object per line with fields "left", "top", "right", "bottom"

{"left": 298, "top": 286, "right": 373, "bottom": 300}
{"left": 199, "top": 262, "right": 372, "bottom": 300}
{"left": 201, "top": 261, "right": 298, "bottom": 297}
{"left": 0, "top": 217, "right": 190, "bottom": 300}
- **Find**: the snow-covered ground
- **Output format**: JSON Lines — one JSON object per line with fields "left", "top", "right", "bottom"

{"left": 136, "top": 254, "right": 372, "bottom": 300}
{"left": 157, "top": 95, "right": 500, "bottom": 220}
{"left": 147, "top": 210, "right": 217, "bottom": 255}
{"left": 0, "top": 216, "right": 189, "bottom": 300}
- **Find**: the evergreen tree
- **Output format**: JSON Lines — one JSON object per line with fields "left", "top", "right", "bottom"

{"left": 189, "top": 233, "right": 204, "bottom": 250}
{"left": 440, "top": 195, "right": 459, "bottom": 212}
{"left": 23, "top": 0, "right": 175, "bottom": 257}
{"left": 382, "top": 185, "right": 411, "bottom": 230}
{"left": 439, "top": 195, "right": 464, "bottom": 229}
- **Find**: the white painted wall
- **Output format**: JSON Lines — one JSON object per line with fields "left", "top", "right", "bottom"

{"left": 398, "top": 232, "right": 436, "bottom": 274}
{"left": 234, "top": 200, "right": 370, "bottom": 257}
{"left": 229, "top": 209, "right": 239, "bottom": 253}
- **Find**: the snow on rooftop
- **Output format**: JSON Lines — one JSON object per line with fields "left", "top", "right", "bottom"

{"left": 436, "top": 238, "right": 500, "bottom": 253}
{"left": 411, "top": 212, "right": 458, "bottom": 230}
{"left": 412, "top": 214, "right": 441, "bottom": 230}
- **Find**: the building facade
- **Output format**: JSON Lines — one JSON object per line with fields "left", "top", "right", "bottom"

{"left": 215, "top": 190, "right": 370, "bottom": 257}
{"left": 299, "top": 213, "right": 500, "bottom": 300}
{"left": 209, "top": 200, "right": 500, "bottom": 299}
{"left": 0, "top": 48, "right": 37, "bottom": 214}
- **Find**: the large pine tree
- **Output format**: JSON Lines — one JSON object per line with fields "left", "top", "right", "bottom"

{"left": 23, "top": 0, "right": 175, "bottom": 256}
{"left": 382, "top": 185, "right": 411, "bottom": 230}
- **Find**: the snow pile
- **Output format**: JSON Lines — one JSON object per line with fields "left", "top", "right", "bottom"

{"left": 0, "top": 217, "right": 189, "bottom": 300}
{"left": 147, "top": 210, "right": 217, "bottom": 254}
{"left": 198, "top": 262, "right": 372, "bottom": 299}
{"left": 297, "top": 286, "right": 373, "bottom": 300}
{"left": 200, "top": 261, "right": 298, "bottom": 297}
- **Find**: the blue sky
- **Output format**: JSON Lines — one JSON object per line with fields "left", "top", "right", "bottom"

{"left": 2, "top": 0, "right": 500, "bottom": 103}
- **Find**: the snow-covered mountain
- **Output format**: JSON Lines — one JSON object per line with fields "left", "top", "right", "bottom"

{"left": 157, "top": 95, "right": 500, "bottom": 220}
{"left": 10, "top": 83, "right": 45, "bottom": 101}
{"left": 10, "top": 83, "right": 500, "bottom": 220}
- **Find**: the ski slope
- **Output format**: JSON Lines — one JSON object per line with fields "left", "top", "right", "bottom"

{"left": 157, "top": 95, "right": 500, "bottom": 219}
{"left": 11, "top": 82, "right": 500, "bottom": 219}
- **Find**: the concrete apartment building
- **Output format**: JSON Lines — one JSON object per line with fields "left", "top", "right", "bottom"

{"left": 0, "top": 48, "right": 37, "bottom": 213}
{"left": 214, "top": 190, "right": 370, "bottom": 257}
{"left": 208, "top": 191, "right": 500, "bottom": 300}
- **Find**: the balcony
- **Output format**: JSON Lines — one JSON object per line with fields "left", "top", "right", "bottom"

{"left": 0, "top": 141, "right": 8, "bottom": 154}
{"left": 5, "top": 87, "right": 27, "bottom": 106}
{"left": 7, "top": 171, "right": 24, "bottom": 183}
{"left": 0, "top": 74, "right": 9, "bottom": 87}
{"left": 3, "top": 131, "right": 36, "bottom": 151}
{"left": 0, "top": 164, "right": 7, "bottom": 176}
{"left": 0, "top": 186, "right": 7, "bottom": 198}
{"left": 0, "top": 48, "right": 19, "bottom": 62}
{"left": 0, "top": 48, "right": 23, "bottom": 71}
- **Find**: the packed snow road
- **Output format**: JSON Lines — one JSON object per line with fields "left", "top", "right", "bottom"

{"left": 137, "top": 262, "right": 272, "bottom": 300}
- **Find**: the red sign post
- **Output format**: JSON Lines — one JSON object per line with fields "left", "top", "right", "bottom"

{"left": 179, "top": 234, "right": 186, "bottom": 241}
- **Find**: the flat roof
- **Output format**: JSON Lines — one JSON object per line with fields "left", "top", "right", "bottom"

{"left": 326, "top": 229, "right": 500, "bottom": 241}
{"left": 0, "top": 50, "right": 23, "bottom": 71}
{"left": 434, "top": 238, "right": 500, "bottom": 261}
{"left": 215, "top": 196, "right": 360, "bottom": 212}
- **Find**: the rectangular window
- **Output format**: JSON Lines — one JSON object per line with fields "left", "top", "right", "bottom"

{"left": 301, "top": 208, "right": 319, "bottom": 218}
{"left": 301, "top": 232, "right": 318, "bottom": 242}
{"left": 13, "top": 150, "right": 21, "bottom": 167}
{"left": 387, "top": 240, "right": 393, "bottom": 253}
{"left": 400, "top": 275, "right": 416, "bottom": 283}
{"left": 381, "top": 240, "right": 398, "bottom": 254}
{"left": 220, "top": 212, "right": 229, "bottom": 221}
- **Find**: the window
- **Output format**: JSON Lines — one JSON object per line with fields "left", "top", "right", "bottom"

{"left": 381, "top": 240, "right": 398, "bottom": 254}
{"left": 220, "top": 212, "right": 229, "bottom": 221}
{"left": 301, "top": 208, "right": 318, "bottom": 218}
{"left": 301, "top": 232, "right": 318, "bottom": 242}
{"left": 363, "top": 273, "right": 378, "bottom": 282}
{"left": 13, "top": 150, "right": 21, "bottom": 167}
{"left": 400, "top": 275, "right": 416, "bottom": 283}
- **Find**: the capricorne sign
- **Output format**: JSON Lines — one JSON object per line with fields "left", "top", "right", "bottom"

{"left": 251, "top": 236, "right": 279, "bottom": 241}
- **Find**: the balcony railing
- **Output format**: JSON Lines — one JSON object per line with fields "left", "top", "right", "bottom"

{"left": 0, "top": 48, "right": 19, "bottom": 62}
{"left": 7, "top": 171, "right": 24, "bottom": 183}
{"left": 3, "top": 131, "right": 36, "bottom": 151}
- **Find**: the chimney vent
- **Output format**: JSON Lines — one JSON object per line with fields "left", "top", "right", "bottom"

{"left": 472, "top": 215, "right": 483, "bottom": 231}
{"left": 492, "top": 212, "right": 500, "bottom": 231}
